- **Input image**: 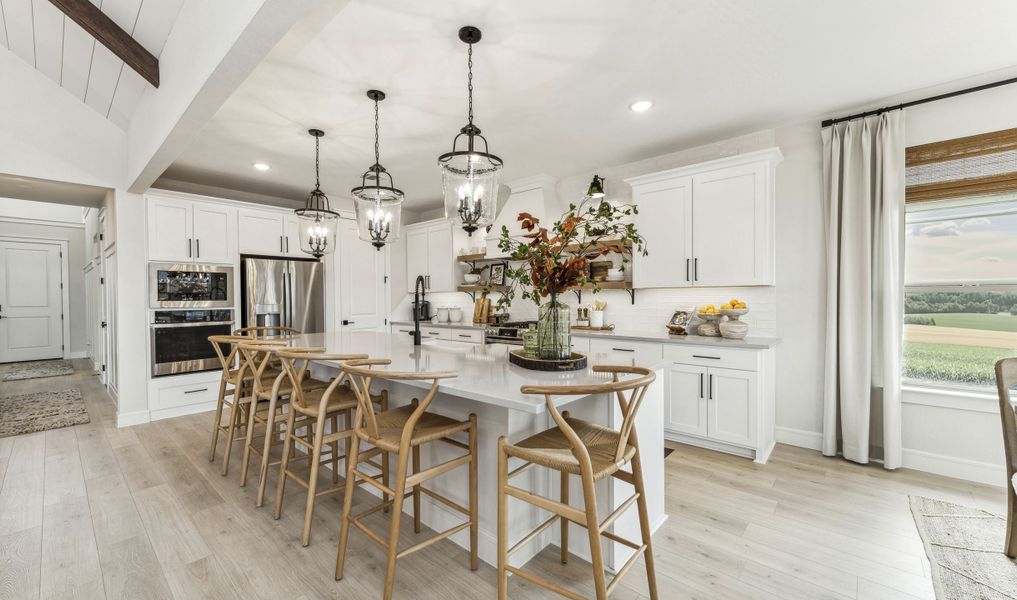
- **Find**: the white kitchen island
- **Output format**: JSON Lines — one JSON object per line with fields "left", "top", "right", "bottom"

{"left": 286, "top": 330, "right": 666, "bottom": 571}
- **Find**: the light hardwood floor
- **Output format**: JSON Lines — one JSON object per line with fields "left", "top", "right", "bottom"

{"left": 0, "top": 360, "right": 1006, "bottom": 599}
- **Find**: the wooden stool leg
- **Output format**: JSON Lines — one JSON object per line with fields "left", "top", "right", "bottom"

{"left": 335, "top": 435, "right": 361, "bottom": 581}
{"left": 301, "top": 412, "right": 328, "bottom": 546}
{"left": 209, "top": 377, "right": 227, "bottom": 462}
{"left": 560, "top": 470, "right": 569, "bottom": 564}
{"left": 255, "top": 395, "right": 280, "bottom": 507}
{"left": 581, "top": 472, "right": 609, "bottom": 599}
{"left": 381, "top": 394, "right": 390, "bottom": 514}
{"left": 382, "top": 453, "right": 410, "bottom": 600}
{"left": 221, "top": 398, "right": 242, "bottom": 476}
{"left": 497, "top": 436, "right": 508, "bottom": 600}
{"left": 468, "top": 413, "right": 478, "bottom": 571}
{"left": 412, "top": 445, "right": 422, "bottom": 534}
{"left": 330, "top": 414, "right": 340, "bottom": 484}
{"left": 239, "top": 394, "right": 261, "bottom": 487}
{"left": 273, "top": 407, "right": 297, "bottom": 520}
{"left": 631, "top": 448, "right": 658, "bottom": 599}
{"left": 1006, "top": 486, "right": 1017, "bottom": 558}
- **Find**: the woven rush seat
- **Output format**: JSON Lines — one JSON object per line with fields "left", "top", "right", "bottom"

{"left": 288, "top": 383, "right": 359, "bottom": 417}
{"left": 507, "top": 417, "right": 636, "bottom": 481}
{"left": 365, "top": 404, "right": 473, "bottom": 452}
{"left": 251, "top": 373, "right": 329, "bottom": 401}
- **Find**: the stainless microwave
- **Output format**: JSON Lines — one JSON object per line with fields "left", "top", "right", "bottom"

{"left": 149, "top": 263, "right": 234, "bottom": 308}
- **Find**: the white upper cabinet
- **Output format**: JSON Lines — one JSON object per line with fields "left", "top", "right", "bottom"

{"left": 284, "top": 216, "right": 303, "bottom": 257}
{"left": 631, "top": 176, "right": 693, "bottom": 289}
{"left": 147, "top": 195, "right": 236, "bottom": 264}
{"left": 625, "top": 147, "right": 781, "bottom": 288}
{"left": 404, "top": 219, "right": 457, "bottom": 292}
{"left": 692, "top": 161, "right": 770, "bottom": 286}
{"left": 239, "top": 210, "right": 286, "bottom": 256}
{"left": 192, "top": 204, "right": 237, "bottom": 264}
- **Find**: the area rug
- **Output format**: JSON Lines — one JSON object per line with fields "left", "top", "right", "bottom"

{"left": 2, "top": 359, "right": 75, "bottom": 381}
{"left": 0, "top": 388, "right": 89, "bottom": 437}
{"left": 909, "top": 495, "right": 1017, "bottom": 599}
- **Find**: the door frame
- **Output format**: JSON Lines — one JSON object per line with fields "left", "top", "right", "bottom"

{"left": 0, "top": 236, "right": 71, "bottom": 360}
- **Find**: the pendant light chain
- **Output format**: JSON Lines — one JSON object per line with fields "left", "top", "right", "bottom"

{"left": 314, "top": 134, "right": 321, "bottom": 190}
{"left": 374, "top": 96, "right": 381, "bottom": 165}
{"left": 467, "top": 42, "right": 474, "bottom": 126}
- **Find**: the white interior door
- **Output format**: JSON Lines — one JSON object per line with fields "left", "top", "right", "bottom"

{"left": 338, "top": 219, "right": 388, "bottom": 330}
{"left": 0, "top": 241, "right": 64, "bottom": 362}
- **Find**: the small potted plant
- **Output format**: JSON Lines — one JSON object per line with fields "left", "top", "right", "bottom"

{"left": 497, "top": 195, "right": 646, "bottom": 360}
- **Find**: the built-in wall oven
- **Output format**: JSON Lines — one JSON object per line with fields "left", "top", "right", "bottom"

{"left": 149, "top": 263, "right": 233, "bottom": 308}
{"left": 150, "top": 309, "right": 234, "bottom": 377}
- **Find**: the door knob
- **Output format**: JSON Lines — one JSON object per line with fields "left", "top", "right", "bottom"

{"left": 342, "top": 320, "right": 355, "bottom": 325}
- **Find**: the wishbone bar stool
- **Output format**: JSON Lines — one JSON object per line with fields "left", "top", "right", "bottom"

{"left": 335, "top": 359, "right": 478, "bottom": 600}
{"left": 272, "top": 348, "right": 383, "bottom": 547}
{"left": 233, "top": 325, "right": 302, "bottom": 338}
{"left": 497, "top": 365, "right": 659, "bottom": 600}
{"left": 237, "top": 342, "right": 329, "bottom": 505}
{"left": 207, "top": 334, "right": 263, "bottom": 474}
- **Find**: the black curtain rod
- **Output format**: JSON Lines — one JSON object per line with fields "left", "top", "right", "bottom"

{"left": 820, "top": 75, "right": 1017, "bottom": 128}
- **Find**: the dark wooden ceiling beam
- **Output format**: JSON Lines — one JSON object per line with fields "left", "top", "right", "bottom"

{"left": 48, "top": 0, "right": 159, "bottom": 87}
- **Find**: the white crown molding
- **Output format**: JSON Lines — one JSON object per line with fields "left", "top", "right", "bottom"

{"left": 0, "top": 216, "right": 84, "bottom": 229}
{"left": 624, "top": 147, "right": 784, "bottom": 187}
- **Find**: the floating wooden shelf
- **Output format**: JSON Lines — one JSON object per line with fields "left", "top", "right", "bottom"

{"left": 457, "top": 283, "right": 509, "bottom": 301}
{"left": 562, "top": 238, "right": 632, "bottom": 254}
{"left": 456, "top": 252, "right": 489, "bottom": 262}
{"left": 566, "top": 280, "right": 635, "bottom": 304}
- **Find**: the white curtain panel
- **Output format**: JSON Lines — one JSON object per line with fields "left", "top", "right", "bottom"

{"left": 821, "top": 111, "right": 905, "bottom": 469}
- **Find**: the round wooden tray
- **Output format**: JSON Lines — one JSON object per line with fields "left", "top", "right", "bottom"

{"left": 509, "top": 349, "right": 588, "bottom": 372}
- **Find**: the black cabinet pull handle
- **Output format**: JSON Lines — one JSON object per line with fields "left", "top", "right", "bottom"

{"left": 699, "top": 372, "right": 704, "bottom": 398}
{"left": 708, "top": 374, "right": 714, "bottom": 400}
{"left": 187, "top": 238, "right": 192, "bottom": 258}
{"left": 692, "top": 354, "right": 720, "bottom": 360}
{"left": 694, "top": 258, "right": 699, "bottom": 281}
{"left": 458, "top": 334, "right": 472, "bottom": 338}
{"left": 685, "top": 258, "right": 690, "bottom": 282}
{"left": 196, "top": 239, "right": 200, "bottom": 258}
{"left": 611, "top": 347, "right": 635, "bottom": 352}
{"left": 184, "top": 388, "right": 208, "bottom": 394}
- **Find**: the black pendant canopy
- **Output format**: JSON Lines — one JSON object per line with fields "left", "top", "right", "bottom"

{"left": 437, "top": 25, "right": 504, "bottom": 236}
{"left": 587, "top": 175, "right": 606, "bottom": 198}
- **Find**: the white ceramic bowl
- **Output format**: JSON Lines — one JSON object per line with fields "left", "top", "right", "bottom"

{"left": 463, "top": 274, "right": 481, "bottom": 284}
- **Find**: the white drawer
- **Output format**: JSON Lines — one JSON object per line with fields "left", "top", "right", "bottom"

{"left": 588, "top": 338, "right": 662, "bottom": 365}
{"left": 571, "top": 336, "right": 591, "bottom": 353}
{"left": 152, "top": 378, "right": 219, "bottom": 410}
{"left": 450, "top": 329, "right": 484, "bottom": 344}
{"left": 422, "top": 327, "right": 452, "bottom": 340}
{"left": 662, "top": 344, "right": 760, "bottom": 372}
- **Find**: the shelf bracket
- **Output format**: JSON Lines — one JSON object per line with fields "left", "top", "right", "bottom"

{"left": 570, "top": 287, "right": 635, "bottom": 305}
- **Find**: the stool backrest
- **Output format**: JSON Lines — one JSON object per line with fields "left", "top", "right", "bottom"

{"left": 341, "top": 359, "right": 458, "bottom": 447}
{"left": 995, "top": 358, "right": 1017, "bottom": 489}
{"left": 233, "top": 325, "right": 301, "bottom": 339}
{"left": 521, "top": 365, "right": 656, "bottom": 466}
{"left": 276, "top": 348, "right": 368, "bottom": 410}
{"left": 208, "top": 334, "right": 252, "bottom": 375}
{"left": 237, "top": 340, "right": 290, "bottom": 396}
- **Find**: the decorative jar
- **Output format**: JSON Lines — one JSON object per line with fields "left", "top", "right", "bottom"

{"left": 537, "top": 298, "right": 571, "bottom": 360}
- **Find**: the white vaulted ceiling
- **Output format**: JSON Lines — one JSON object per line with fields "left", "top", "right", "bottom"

{"left": 163, "top": 0, "right": 1017, "bottom": 208}
{"left": 0, "top": 0, "right": 184, "bottom": 129}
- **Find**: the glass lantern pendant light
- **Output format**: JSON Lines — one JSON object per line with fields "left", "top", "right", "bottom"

{"left": 295, "top": 129, "right": 339, "bottom": 258}
{"left": 352, "top": 90, "right": 404, "bottom": 251}
{"left": 437, "top": 26, "right": 504, "bottom": 236}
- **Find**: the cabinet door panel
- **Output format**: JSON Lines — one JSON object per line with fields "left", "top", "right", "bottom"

{"left": 239, "top": 210, "right": 285, "bottom": 256}
{"left": 405, "top": 227, "right": 429, "bottom": 291}
{"left": 632, "top": 177, "right": 693, "bottom": 289}
{"left": 147, "top": 198, "right": 192, "bottom": 262}
{"left": 192, "top": 204, "right": 236, "bottom": 264}
{"left": 426, "top": 223, "right": 454, "bottom": 292}
{"left": 666, "top": 363, "right": 708, "bottom": 436}
{"left": 707, "top": 368, "right": 757, "bottom": 447}
{"left": 692, "top": 163, "right": 767, "bottom": 286}
{"left": 284, "top": 216, "right": 302, "bottom": 257}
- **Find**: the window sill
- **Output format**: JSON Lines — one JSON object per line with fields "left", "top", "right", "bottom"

{"left": 901, "top": 384, "right": 999, "bottom": 414}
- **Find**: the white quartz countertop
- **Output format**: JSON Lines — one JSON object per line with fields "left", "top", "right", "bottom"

{"left": 389, "top": 320, "right": 486, "bottom": 331}
{"left": 571, "top": 328, "right": 780, "bottom": 349}
{"left": 287, "top": 331, "right": 661, "bottom": 413}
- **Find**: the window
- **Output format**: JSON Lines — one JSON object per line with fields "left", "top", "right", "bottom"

{"left": 903, "top": 129, "right": 1017, "bottom": 389}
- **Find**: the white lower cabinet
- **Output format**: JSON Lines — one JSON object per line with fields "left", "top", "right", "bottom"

{"left": 706, "top": 368, "right": 757, "bottom": 447}
{"left": 665, "top": 363, "right": 708, "bottom": 437}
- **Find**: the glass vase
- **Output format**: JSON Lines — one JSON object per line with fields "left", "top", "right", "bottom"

{"left": 537, "top": 298, "right": 571, "bottom": 360}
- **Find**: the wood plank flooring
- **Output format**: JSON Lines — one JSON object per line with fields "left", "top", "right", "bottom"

{"left": 0, "top": 359, "right": 1006, "bottom": 599}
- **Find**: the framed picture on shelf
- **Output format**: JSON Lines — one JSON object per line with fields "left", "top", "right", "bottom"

{"left": 489, "top": 262, "right": 507, "bottom": 286}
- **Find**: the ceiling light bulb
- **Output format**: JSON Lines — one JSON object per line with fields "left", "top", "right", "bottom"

{"left": 629, "top": 100, "right": 653, "bottom": 113}
{"left": 252, "top": 162, "right": 271, "bottom": 171}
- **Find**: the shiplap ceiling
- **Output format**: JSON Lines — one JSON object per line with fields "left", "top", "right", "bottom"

{"left": 0, "top": 0, "right": 184, "bottom": 129}
{"left": 164, "top": 0, "right": 1017, "bottom": 209}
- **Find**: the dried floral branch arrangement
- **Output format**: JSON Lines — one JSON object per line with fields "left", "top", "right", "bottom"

{"left": 496, "top": 195, "right": 647, "bottom": 309}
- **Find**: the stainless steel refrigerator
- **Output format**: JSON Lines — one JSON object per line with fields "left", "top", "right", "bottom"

{"left": 240, "top": 256, "right": 325, "bottom": 333}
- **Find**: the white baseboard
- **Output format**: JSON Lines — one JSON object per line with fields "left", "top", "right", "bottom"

{"left": 150, "top": 401, "right": 216, "bottom": 423}
{"left": 66, "top": 351, "right": 87, "bottom": 359}
{"left": 116, "top": 409, "right": 150, "bottom": 428}
{"left": 775, "top": 426, "right": 824, "bottom": 451}
{"left": 901, "top": 448, "right": 1005, "bottom": 487}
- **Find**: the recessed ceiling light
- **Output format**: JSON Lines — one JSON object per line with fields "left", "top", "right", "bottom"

{"left": 629, "top": 100, "right": 653, "bottom": 113}
{"left": 252, "top": 162, "right": 271, "bottom": 171}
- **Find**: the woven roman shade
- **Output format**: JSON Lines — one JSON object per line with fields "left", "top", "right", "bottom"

{"left": 906, "top": 128, "right": 1017, "bottom": 202}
